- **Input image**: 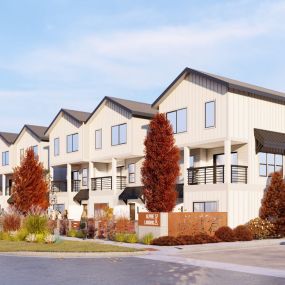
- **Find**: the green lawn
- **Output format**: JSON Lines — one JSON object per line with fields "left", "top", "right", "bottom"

{"left": 0, "top": 240, "right": 137, "bottom": 252}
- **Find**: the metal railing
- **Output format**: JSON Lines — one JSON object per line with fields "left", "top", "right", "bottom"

{"left": 188, "top": 165, "right": 248, "bottom": 185}
{"left": 91, "top": 176, "right": 127, "bottom": 191}
{"left": 51, "top": 180, "right": 67, "bottom": 192}
{"left": 117, "top": 176, "right": 127, "bottom": 191}
{"left": 71, "top": 180, "right": 81, "bottom": 192}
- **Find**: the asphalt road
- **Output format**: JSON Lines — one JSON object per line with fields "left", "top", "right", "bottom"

{"left": 0, "top": 255, "right": 284, "bottom": 285}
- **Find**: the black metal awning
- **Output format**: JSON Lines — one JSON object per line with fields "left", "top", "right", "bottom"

{"left": 7, "top": 195, "right": 14, "bottom": 204}
{"left": 73, "top": 189, "right": 89, "bottom": 205}
{"left": 254, "top": 128, "right": 285, "bottom": 155}
{"left": 119, "top": 184, "right": 184, "bottom": 205}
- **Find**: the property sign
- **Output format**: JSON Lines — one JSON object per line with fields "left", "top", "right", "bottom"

{"left": 138, "top": 213, "right": 160, "bottom": 227}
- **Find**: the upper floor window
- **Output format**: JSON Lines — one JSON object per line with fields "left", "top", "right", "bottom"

{"left": 54, "top": 138, "right": 60, "bottom": 156}
{"left": 128, "top": 163, "right": 135, "bottom": 183}
{"left": 33, "top": 145, "right": 38, "bottom": 156}
{"left": 193, "top": 201, "right": 218, "bottom": 212}
{"left": 258, "top": 152, "right": 283, "bottom": 177}
{"left": 166, "top": 108, "right": 187, "bottom": 134}
{"left": 67, "top": 133, "right": 79, "bottom": 153}
{"left": 205, "top": 101, "right": 215, "bottom": 128}
{"left": 82, "top": 168, "right": 88, "bottom": 186}
{"left": 111, "top": 124, "right": 127, "bottom": 146}
{"left": 20, "top": 148, "right": 24, "bottom": 161}
{"left": 2, "top": 151, "right": 9, "bottom": 166}
{"left": 95, "top": 129, "right": 102, "bottom": 149}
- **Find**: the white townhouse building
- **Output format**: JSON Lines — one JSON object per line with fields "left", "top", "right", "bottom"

{"left": 152, "top": 67, "right": 285, "bottom": 227}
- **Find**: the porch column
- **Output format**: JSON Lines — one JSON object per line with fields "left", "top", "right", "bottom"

{"left": 2, "top": 174, "right": 6, "bottom": 196}
{"left": 112, "top": 158, "right": 117, "bottom": 193}
{"left": 88, "top": 162, "right": 93, "bottom": 190}
{"left": 49, "top": 167, "right": 54, "bottom": 191}
{"left": 224, "top": 139, "right": 231, "bottom": 183}
{"left": 184, "top": 147, "right": 190, "bottom": 186}
{"left": 67, "top": 163, "right": 72, "bottom": 192}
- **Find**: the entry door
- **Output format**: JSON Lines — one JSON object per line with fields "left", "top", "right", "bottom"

{"left": 129, "top": 203, "right": 136, "bottom": 221}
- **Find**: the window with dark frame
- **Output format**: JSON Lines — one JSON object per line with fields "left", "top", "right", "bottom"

{"left": 95, "top": 129, "right": 102, "bottom": 149}
{"left": 193, "top": 201, "right": 218, "bottom": 212}
{"left": 166, "top": 108, "right": 187, "bottom": 134}
{"left": 205, "top": 101, "right": 215, "bottom": 128}
{"left": 82, "top": 168, "right": 88, "bottom": 186}
{"left": 2, "top": 151, "right": 9, "bottom": 166}
{"left": 111, "top": 123, "right": 127, "bottom": 146}
{"left": 67, "top": 133, "right": 79, "bottom": 153}
{"left": 54, "top": 138, "right": 60, "bottom": 156}
{"left": 128, "top": 163, "right": 135, "bottom": 183}
{"left": 258, "top": 152, "right": 283, "bottom": 177}
{"left": 33, "top": 145, "right": 38, "bottom": 156}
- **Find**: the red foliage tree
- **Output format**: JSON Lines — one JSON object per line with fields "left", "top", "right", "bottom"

{"left": 260, "top": 171, "right": 285, "bottom": 235}
{"left": 141, "top": 113, "right": 180, "bottom": 212}
{"left": 12, "top": 148, "right": 49, "bottom": 215}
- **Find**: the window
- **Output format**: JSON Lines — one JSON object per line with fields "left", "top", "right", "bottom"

{"left": 20, "top": 149, "right": 24, "bottom": 161}
{"left": 193, "top": 201, "right": 218, "bottom": 212}
{"left": 54, "top": 204, "right": 65, "bottom": 214}
{"left": 54, "top": 138, "right": 60, "bottom": 156}
{"left": 95, "top": 129, "right": 102, "bottom": 149}
{"left": 33, "top": 145, "right": 38, "bottom": 156}
{"left": 205, "top": 101, "right": 215, "bottom": 128}
{"left": 166, "top": 108, "right": 187, "bottom": 134}
{"left": 2, "top": 151, "right": 9, "bottom": 166}
{"left": 67, "top": 133, "right": 79, "bottom": 153}
{"left": 128, "top": 163, "right": 135, "bottom": 183}
{"left": 259, "top": 152, "right": 283, "bottom": 177}
{"left": 189, "top": 156, "right": 195, "bottom": 168}
{"left": 82, "top": 168, "right": 88, "bottom": 186}
{"left": 111, "top": 124, "right": 127, "bottom": 146}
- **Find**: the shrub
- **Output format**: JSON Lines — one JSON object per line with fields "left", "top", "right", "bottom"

{"left": 0, "top": 231, "right": 11, "bottom": 241}
{"left": 26, "top": 233, "right": 37, "bottom": 242}
{"left": 141, "top": 233, "right": 154, "bottom": 245}
{"left": 87, "top": 218, "right": 95, "bottom": 239}
{"left": 152, "top": 236, "right": 181, "bottom": 246}
{"left": 47, "top": 220, "right": 57, "bottom": 234}
{"left": 191, "top": 234, "right": 220, "bottom": 244}
{"left": 214, "top": 226, "right": 236, "bottom": 242}
{"left": 233, "top": 225, "right": 253, "bottom": 241}
{"left": 36, "top": 233, "right": 45, "bottom": 243}
{"left": 125, "top": 233, "right": 138, "bottom": 243}
{"left": 67, "top": 229, "right": 77, "bottom": 237}
{"left": 44, "top": 234, "right": 56, "bottom": 244}
{"left": 246, "top": 218, "right": 276, "bottom": 239}
{"left": 60, "top": 219, "right": 69, "bottom": 235}
{"left": 24, "top": 214, "right": 48, "bottom": 234}
{"left": 3, "top": 212, "right": 21, "bottom": 232}
{"left": 115, "top": 217, "right": 134, "bottom": 233}
{"left": 15, "top": 228, "right": 29, "bottom": 241}
{"left": 114, "top": 233, "right": 126, "bottom": 242}
{"left": 76, "top": 230, "right": 86, "bottom": 239}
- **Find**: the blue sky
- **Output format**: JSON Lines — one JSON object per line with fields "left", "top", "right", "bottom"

{"left": 0, "top": 0, "right": 285, "bottom": 132}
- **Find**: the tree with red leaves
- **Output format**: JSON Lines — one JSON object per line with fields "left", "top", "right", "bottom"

{"left": 12, "top": 148, "right": 49, "bottom": 215}
{"left": 141, "top": 113, "right": 180, "bottom": 212}
{"left": 260, "top": 171, "right": 285, "bottom": 236}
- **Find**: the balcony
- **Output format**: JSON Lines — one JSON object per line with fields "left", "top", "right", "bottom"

{"left": 91, "top": 176, "right": 126, "bottom": 191}
{"left": 71, "top": 180, "right": 81, "bottom": 192}
{"left": 187, "top": 165, "right": 248, "bottom": 185}
{"left": 51, "top": 180, "right": 67, "bottom": 192}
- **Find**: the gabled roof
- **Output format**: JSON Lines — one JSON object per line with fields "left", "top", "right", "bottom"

{"left": 86, "top": 96, "right": 157, "bottom": 123}
{"left": 0, "top": 132, "right": 18, "bottom": 145}
{"left": 45, "top": 108, "right": 91, "bottom": 135}
{"left": 152, "top": 67, "right": 285, "bottom": 108}
{"left": 15, "top": 124, "right": 49, "bottom": 143}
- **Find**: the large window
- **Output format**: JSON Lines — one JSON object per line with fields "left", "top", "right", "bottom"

{"left": 82, "top": 168, "right": 88, "bottom": 186}
{"left": 128, "top": 163, "right": 136, "bottom": 183}
{"left": 67, "top": 133, "right": 79, "bottom": 153}
{"left": 259, "top": 152, "right": 283, "bottom": 177}
{"left": 111, "top": 124, "right": 127, "bottom": 146}
{"left": 54, "top": 138, "right": 60, "bottom": 156}
{"left": 32, "top": 145, "right": 38, "bottom": 156}
{"left": 193, "top": 201, "right": 218, "bottom": 212}
{"left": 166, "top": 108, "right": 187, "bottom": 134}
{"left": 2, "top": 151, "right": 9, "bottom": 166}
{"left": 205, "top": 101, "right": 215, "bottom": 128}
{"left": 95, "top": 129, "right": 102, "bottom": 149}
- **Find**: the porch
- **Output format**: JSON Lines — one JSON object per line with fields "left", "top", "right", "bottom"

{"left": 90, "top": 176, "right": 127, "bottom": 191}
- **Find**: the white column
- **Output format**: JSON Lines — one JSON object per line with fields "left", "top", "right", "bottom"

{"left": 67, "top": 163, "right": 72, "bottom": 192}
{"left": 88, "top": 162, "right": 93, "bottom": 190}
{"left": 224, "top": 139, "right": 231, "bottom": 184}
{"left": 49, "top": 167, "right": 54, "bottom": 190}
{"left": 112, "top": 158, "right": 117, "bottom": 193}
{"left": 184, "top": 147, "right": 190, "bottom": 186}
{"left": 2, "top": 174, "right": 6, "bottom": 196}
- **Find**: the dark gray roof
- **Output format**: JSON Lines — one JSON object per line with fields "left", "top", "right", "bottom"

{"left": 254, "top": 128, "right": 285, "bottom": 155}
{"left": 45, "top": 108, "right": 91, "bottom": 135}
{"left": 16, "top": 124, "right": 49, "bottom": 143}
{"left": 152, "top": 67, "right": 285, "bottom": 107}
{"left": 0, "top": 132, "right": 18, "bottom": 145}
{"left": 86, "top": 96, "right": 157, "bottom": 122}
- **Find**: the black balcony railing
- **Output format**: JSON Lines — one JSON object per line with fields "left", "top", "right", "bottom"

{"left": 188, "top": 165, "right": 248, "bottom": 185}
{"left": 91, "top": 176, "right": 127, "bottom": 191}
{"left": 231, "top": 165, "right": 248, "bottom": 184}
{"left": 72, "top": 180, "right": 81, "bottom": 192}
{"left": 51, "top": 180, "right": 67, "bottom": 192}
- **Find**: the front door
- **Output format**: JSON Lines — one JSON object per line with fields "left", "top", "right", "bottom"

{"left": 129, "top": 203, "right": 136, "bottom": 221}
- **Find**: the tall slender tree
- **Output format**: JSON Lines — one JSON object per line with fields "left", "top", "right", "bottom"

{"left": 141, "top": 113, "right": 180, "bottom": 212}
{"left": 260, "top": 171, "right": 285, "bottom": 235}
{"left": 12, "top": 148, "right": 49, "bottom": 215}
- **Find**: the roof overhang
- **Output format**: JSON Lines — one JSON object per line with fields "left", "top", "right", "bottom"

{"left": 73, "top": 189, "right": 89, "bottom": 205}
{"left": 14, "top": 125, "right": 45, "bottom": 145}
